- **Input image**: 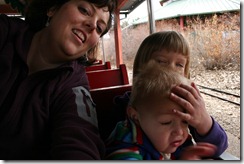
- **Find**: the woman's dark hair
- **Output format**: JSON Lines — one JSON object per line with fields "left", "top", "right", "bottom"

{"left": 78, "top": 42, "right": 100, "bottom": 66}
{"left": 25, "top": 0, "right": 116, "bottom": 35}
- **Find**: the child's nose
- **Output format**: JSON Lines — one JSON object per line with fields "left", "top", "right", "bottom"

{"left": 169, "top": 63, "right": 176, "bottom": 70}
{"left": 172, "top": 124, "right": 184, "bottom": 136}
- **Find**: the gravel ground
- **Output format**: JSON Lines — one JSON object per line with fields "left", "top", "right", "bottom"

{"left": 190, "top": 69, "right": 240, "bottom": 159}
{"left": 128, "top": 69, "right": 241, "bottom": 159}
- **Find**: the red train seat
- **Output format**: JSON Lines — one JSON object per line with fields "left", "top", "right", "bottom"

{"left": 90, "top": 84, "right": 132, "bottom": 140}
{"left": 86, "top": 64, "right": 129, "bottom": 89}
{"left": 85, "top": 61, "right": 111, "bottom": 72}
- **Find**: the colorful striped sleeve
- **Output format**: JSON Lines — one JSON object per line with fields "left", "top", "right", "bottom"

{"left": 105, "top": 147, "right": 143, "bottom": 160}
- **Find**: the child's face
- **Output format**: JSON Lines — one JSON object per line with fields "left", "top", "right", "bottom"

{"left": 151, "top": 49, "right": 187, "bottom": 76}
{"left": 137, "top": 99, "right": 189, "bottom": 153}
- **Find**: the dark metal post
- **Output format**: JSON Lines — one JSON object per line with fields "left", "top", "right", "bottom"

{"left": 146, "top": 0, "right": 156, "bottom": 34}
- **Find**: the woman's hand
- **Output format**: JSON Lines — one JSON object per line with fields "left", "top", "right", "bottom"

{"left": 180, "top": 142, "right": 217, "bottom": 160}
{"left": 170, "top": 82, "right": 213, "bottom": 135}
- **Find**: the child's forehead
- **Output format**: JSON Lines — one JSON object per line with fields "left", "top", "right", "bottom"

{"left": 152, "top": 48, "right": 185, "bottom": 55}
{"left": 142, "top": 98, "right": 185, "bottom": 114}
{"left": 151, "top": 50, "right": 187, "bottom": 60}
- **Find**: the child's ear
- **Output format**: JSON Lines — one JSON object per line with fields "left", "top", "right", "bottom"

{"left": 127, "top": 106, "right": 139, "bottom": 124}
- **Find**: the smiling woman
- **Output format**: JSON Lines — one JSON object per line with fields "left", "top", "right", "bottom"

{"left": 0, "top": 0, "right": 117, "bottom": 160}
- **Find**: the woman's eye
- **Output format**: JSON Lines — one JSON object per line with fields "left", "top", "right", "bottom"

{"left": 96, "top": 25, "right": 103, "bottom": 34}
{"left": 79, "top": 7, "right": 89, "bottom": 15}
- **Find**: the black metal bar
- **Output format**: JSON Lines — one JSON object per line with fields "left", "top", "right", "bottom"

{"left": 199, "top": 91, "right": 240, "bottom": 106}
{"left": 197, "top": 84, "right": 240, "bottom": 98}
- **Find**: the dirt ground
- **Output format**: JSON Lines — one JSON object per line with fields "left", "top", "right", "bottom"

{"left": 190, "top": 69, "right": 240, "bottom": 159}
{"left": 128, "top": 69, "right": 241, "bottom": 159}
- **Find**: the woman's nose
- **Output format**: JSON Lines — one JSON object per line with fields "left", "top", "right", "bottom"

{"left": 85, "top": 19, "right": 96, "bottom": 32}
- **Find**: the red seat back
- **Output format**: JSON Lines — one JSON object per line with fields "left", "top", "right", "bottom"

{"left": 86, "top": 64, "right": 129, "bottom": 89}
{"left": 85, "top": 61, "right": 111, "bottom": 72}
{"left": 90, "top": 85, "right": 132, "bottom": 140}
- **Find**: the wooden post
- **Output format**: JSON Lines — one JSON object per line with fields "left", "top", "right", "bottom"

{"left": 180, "top": 16, "right": 184, "bottom": 30}
{"left": 114, "top": 8, "right": 123, "bottom": 68}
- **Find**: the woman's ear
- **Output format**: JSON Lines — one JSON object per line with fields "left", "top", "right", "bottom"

{"left": 127, "top": 106, "right": 139, "bottom": 124}
{"left": 47, "top": 6, "right": 57, "bottom": 17}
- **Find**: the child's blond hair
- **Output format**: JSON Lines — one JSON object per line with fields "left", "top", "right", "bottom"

{"left": 130, "top": 60, "right": 191, "bottom": 109}
{"left": 133, "top": 31, "right": 190, "bottom": 78}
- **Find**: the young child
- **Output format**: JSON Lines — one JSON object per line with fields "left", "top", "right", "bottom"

{"left": 111, "top": 31, "right": 228, "bottom": 159}
{"left": 105, "top": 61, "right": 216, "bottom": 160}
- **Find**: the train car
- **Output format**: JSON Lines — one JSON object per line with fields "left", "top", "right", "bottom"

{"left": 0, "top": 0, "right": 239, "bottom": 160}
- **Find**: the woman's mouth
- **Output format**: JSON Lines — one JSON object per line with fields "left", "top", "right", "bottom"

{"left": 72, "top": 29, "right": 86, "bottom": 43}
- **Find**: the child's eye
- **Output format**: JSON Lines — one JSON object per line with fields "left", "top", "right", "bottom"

{"left": 161, "top": 121, "right": 171, "bottom": 125}
{"left": 157, "top": 60, "right": 167, "bottom": 64}
{"left": 182, "top": 120, "right": 188, "bottom": 125}
{"left": 176, "top": 63, "right": 184, "bottom": 67}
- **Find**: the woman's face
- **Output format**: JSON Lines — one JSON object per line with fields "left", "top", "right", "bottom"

{"left": 46, "top": 0, "right": 110, "bottom": 62}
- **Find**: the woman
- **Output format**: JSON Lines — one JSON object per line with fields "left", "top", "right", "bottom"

{"left": 0, "top": 0, "right": 116, "bottom": 159}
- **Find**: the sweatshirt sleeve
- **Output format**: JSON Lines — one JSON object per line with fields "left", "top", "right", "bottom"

{"left": 50, "top": 85, "right": 105, "bottom": 159}
{"left": 189, "top": 116, "right": 228, "bottom": 157}
{"left": 0, "top": 14, "right": 9, "bottom": 49}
